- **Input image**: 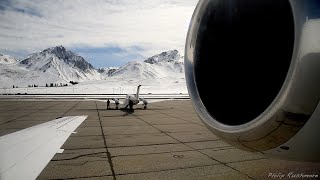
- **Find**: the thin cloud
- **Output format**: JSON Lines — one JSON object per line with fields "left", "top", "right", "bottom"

{"left": 0, "top": 0, "right": 198, "bottom": 64}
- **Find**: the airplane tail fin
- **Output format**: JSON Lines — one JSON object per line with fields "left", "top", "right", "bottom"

{"left": 136, "top": 85, "right": 141, "bottom": 99}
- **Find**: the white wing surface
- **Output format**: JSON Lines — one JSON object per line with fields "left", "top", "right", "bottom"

{"left": 0, "top": 116, "right": 87, "bottom": 180}
{"left": 84, "top": 98, "right": 125, "bottom": 105}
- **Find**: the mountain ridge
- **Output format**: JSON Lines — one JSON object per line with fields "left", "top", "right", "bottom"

{"left": 0, "top": 47, "right": 185, "bottom": 89}
{"left": 107, "top": 49, "right": 184, "bottom": 79}
{"left": 0, "top": 54, "right": 18, "bottom": 64}
{"left": 20, "top": 46, "right": 95, "bottom": 72}
{"left": 18, "top": 45, "right": 103, "bottom": 83}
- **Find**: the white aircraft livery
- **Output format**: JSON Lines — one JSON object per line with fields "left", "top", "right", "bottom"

{"left": 123, "top": 85, "right": 143, "bottom": 108}
{"left": 0, "top": 116, "right": 87, "bottom": 180}
{"left": 91, "top": 85, "right": 148, "bottom": 110}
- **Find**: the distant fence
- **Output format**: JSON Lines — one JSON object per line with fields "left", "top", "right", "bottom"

{"left": 0, "top": 94, "right": 190, "bottom": 100}
{"left": 0, "top": 85, "right": 188, "bottom": 95}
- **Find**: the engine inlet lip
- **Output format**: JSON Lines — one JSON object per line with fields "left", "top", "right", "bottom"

{"left": 184, "top": 0, "right": 313, "bottom": 133}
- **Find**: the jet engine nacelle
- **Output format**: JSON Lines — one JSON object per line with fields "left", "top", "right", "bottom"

{"left": 185, "top": 0, "right": 320, "bottom": 161}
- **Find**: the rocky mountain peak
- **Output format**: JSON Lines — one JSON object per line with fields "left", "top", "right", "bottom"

{"left": 98, "top": 67, "right": 119, "bottom": 76}
{"left": 109, "top": 50, "right": 184, "bottom": 79}
{"left": 20, "top": 46, "right": 94, "bottom": 72}
{"left": 0, "top": 54, "right": 17, "bottom": 64}
{"left": 144, "top": 50, "right": 182, "bottom": 64}
{"left": 42, "top": 45, "right": 67, "bottom": 59}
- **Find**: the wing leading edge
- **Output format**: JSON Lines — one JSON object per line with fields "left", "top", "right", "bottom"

{"left": 0, "top": 116, "right": 87, "bottom": 180}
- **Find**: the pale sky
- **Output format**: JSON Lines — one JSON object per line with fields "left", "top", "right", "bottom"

{"left": 0, "top": 0, "right": 198, "bottom": 67}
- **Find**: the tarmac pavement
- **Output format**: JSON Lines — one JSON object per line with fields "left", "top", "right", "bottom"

{"left": 0, "top": 100, "right": 319, "bottom": 180}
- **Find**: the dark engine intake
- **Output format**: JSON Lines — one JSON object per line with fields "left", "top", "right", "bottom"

{"left": 185, "top": 0, "right": 320, "bottom": 161}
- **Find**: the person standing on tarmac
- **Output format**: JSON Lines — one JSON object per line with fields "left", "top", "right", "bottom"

{"left": 114, "top": 98, "right": 120, "bottom": 109}
{"left": 141, "top": 98, "right": 148, "bottom": 109}
{"left": 107, "top": 99, "right": 110, "bottom": 110}
{"left": 129, "top": 99, "right": 134, "bottom": 110}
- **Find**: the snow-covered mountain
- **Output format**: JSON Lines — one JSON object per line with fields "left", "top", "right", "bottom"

{"left": 0, "top": 46, "right": 104, "bottom": 88}
{"left": 0, "top": 54, "right": 17, "bottom": 64}
{"left": 20, "top": 46, "right": 102, "bottom": 82}
{"left": 98, "top": 67, "right": 119, "bottom": 76}
{"left": 0, "top": 48, "right": 187, "bottom": 93}
{"left": 110, "top": 50, "right": 184, "bottom": 79}
{"left": 144, "top": 50, "right": 183, "bottom": 64}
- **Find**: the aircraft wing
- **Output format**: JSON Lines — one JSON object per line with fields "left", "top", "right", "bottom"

{"left": 0, "top": 116, "right": 87, "bottom": 180}
{"left": 84, "top": 98, "right": 125, "bottom": 105}
{"left": 83, "top": 98, "right": 109, "bottom": 103}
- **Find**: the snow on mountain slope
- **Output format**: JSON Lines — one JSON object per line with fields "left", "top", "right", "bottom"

{"left": 20, "top": 46, "right": 103, "bottom": 82}
{"left": 98, "top": 67, "right": 119, "bottom": 76}
{"left": 93, "top": 49, "right": 187, "bottom": 94}
{"left": 0, "top": 49, "right": 187, "bottom": 93}
{"left": 0, "top": 46, "right": 104, "bottom": 88}
{"left": 0, "top": 63, "right": 63, "bottom": 88}
{"left": 0, "top": 54, "right": 17, "bottom": 64}
{"left": 111, "top": 50, "right": 184, "bottom": 79}
{"left": 144, "top": 50, "right": 182, "bottom": 64}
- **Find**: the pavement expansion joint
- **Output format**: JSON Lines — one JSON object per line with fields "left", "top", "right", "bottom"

{"left": 132, "top": 112, "right": 255, "bottom": 179}
{"left": 198, "top": 147, "right": 236, "bottom": 151}
{"left": 149, "top": 108, "right": 207, "bottom": 127}
{"left": 0, "top": 102, "right": 61, "bottom": 125}
{"left": 52, "top": 152, "right": 108, "bottom": 162}
{"left": 2, "top": 100, "right": 319, "bottom": 180}
{"left": 96, "top": 102, "right": 116, "bottom": 180}
{"left": 115, "top": 164, "right": 221, "bottom": 176}
{"left": 110, "top": 149, "right": 196, "bottom": 158}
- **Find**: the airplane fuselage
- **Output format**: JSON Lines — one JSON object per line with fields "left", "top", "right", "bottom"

{"left": 125, "top": 94, "right": 139, "bottom": 105}
{"left": 123, "top": 85, "right": 143, "bottom": 108}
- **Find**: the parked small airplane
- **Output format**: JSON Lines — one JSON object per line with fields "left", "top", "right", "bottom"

{"left": 87, "top": 85, "right": 148, "bottom": 110}
{"left": 122, "top": 85, "right": 141, "bottom": 107}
